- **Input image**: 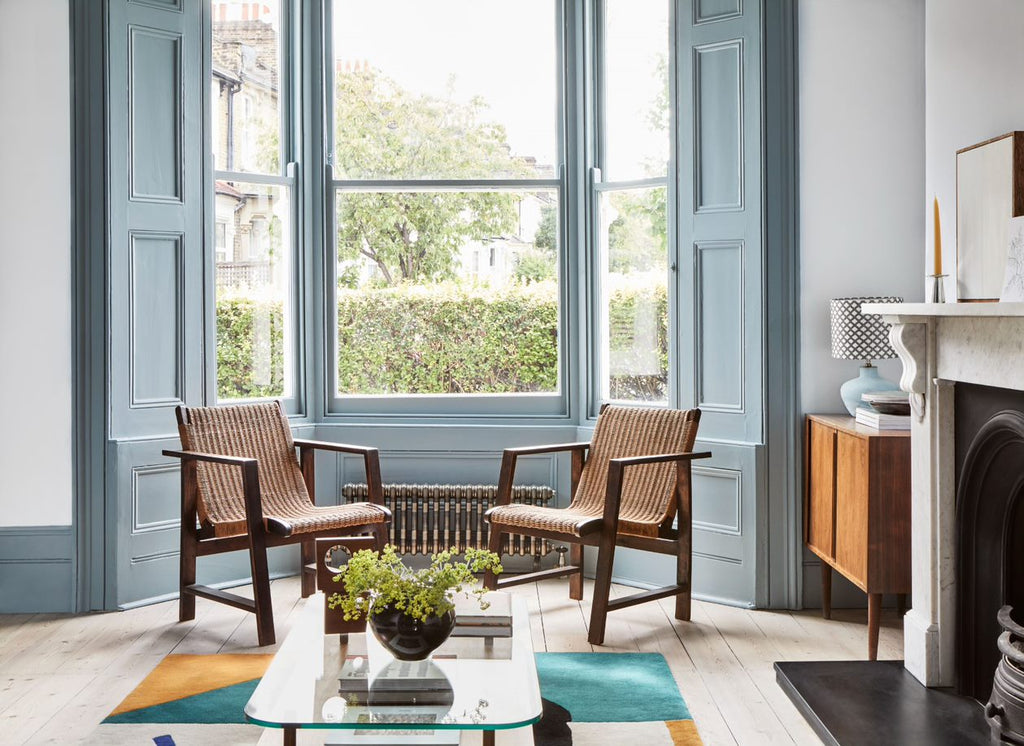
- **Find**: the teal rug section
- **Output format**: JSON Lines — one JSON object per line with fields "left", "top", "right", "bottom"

{"left": 534, "top": 652, "right": 690, "bottom": 723}
{"left": 103, "top": 679, "right": 261, "bottom": 724}
{"left": 103, "top": 653, "right": 690, "bottom": 726}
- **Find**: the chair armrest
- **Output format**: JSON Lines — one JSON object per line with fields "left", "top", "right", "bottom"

{"left": 609, "top": 451, "right": 712, "bottom": 468}
{"left": 162, "top": 450, "right": 266, "bottom": 535}
{"left": 501, "top": 442, "right": 591, "bottom": 457}
{"left": 292, "top": 440, "right": 385, "bottom": 507}
{"left": 292, "top": 438, "right": 379, "bottom": 457}
{"left": 599, "top": 451, "right": 713, "bottom": 534}
{"left": 162, "top": 449, "right": 258, "bottom": 468}
{"left": 492, "top": 443, "right": 590, "bottom": 509}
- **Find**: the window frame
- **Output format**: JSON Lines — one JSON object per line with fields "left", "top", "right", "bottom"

{"left": 321, "top": 0, "right": 574, "bottom": 420}
{"left": 204, "top": 0, "right": 305, "bottom": 414}
{"left": 587, "top": 0, "right": 678, "bottom": 416}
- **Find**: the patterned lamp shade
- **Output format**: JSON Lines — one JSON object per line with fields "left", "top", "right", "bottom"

{"left": 829, "top": 297, "right": 902, "bottom": 361}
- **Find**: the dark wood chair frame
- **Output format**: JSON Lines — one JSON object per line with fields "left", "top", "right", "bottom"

{"left": 483, "top": 440, "right": 711, "bottom": 645}
{"left": 163, "top": 431, "right": 389, "bottom": 647}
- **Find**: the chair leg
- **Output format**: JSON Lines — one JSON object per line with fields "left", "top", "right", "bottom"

{"left": 179, "top": 534, "right": 197, "bottom": 623}
{"left": 371, "top": 521, "right": 390, "bottom": 552}
{"left": 568, "top": 543, "right": 584, "bottom": 601}
{"left": 588, "top": 533, "right": 617, "bottom": 645}
{"left": 247, "top": 530, "right": 276, "bottom": 647}
{"left": 484, "top": 525, "right": 504, "bottom": 590}
{"left": 300, "top": 539, "right": 316, "bottom": 598}
{"left": 179, "top": 462, "right": 198, "bottom": 623}
{"left": 675, "top": 531, "right": 692, "bottom": 623}
{"left": 675, "top": 460, "right": 693, "bottom": 622}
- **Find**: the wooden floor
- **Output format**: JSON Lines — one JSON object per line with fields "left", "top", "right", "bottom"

{"left": 0, "top": 576, "right": 903, "bottom": 745}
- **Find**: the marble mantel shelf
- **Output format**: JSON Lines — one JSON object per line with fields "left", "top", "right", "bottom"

{"left": 862, "top": 301, "right": 1024, "bottom": 317}
{"left": 860, "top": 302, "right": 1024, "bottom": 408}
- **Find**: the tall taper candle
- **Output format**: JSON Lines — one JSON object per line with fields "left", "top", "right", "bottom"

{"left": 933, "top": 196, "right": 942, "bottom": 275}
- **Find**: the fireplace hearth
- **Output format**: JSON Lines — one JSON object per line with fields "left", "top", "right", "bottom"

{"left": 775, "top": 660, "right": 987, "bottom": 746}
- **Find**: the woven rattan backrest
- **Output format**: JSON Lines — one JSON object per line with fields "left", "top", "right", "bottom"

{"left": 570, "top": 406, "right": 701, "bottom": 533}
{"left": 176, "top": 401, "right": 309, "bottom": 531}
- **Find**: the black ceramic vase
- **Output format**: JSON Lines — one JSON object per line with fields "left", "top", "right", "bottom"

{"left": 368, "top": 604, "right": 456, "bottom": 660}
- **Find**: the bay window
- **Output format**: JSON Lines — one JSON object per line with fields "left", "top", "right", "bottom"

{"left": 208, "top": 0, "right": 677, "bottom": 418}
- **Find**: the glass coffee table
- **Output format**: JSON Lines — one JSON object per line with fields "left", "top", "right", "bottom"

{"left": 245, "top": 595, "right": 541, "bottom": 745}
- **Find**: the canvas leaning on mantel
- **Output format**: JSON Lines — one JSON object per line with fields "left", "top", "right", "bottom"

{"left": 956, "top": 131, "right": 1024, "bottom": 301}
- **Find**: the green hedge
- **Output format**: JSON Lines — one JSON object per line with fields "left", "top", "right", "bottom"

{"left": 336, "top": 283, "right": 558, "bottom": 394}
{"left": 216, "top": 281, "right": 667, "bottom": 400}
{"left": 607, "top": 283, "right": 668, "bottom": 401}
{"left": 216, "top": 296, "right": 286, "bottom": 400}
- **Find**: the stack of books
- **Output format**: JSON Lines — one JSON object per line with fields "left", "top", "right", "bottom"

{"left": 451, "top": 591, "right": 512, "bottom": 638}
{"left": 367, "top": 660, "right": 454, "bottom": 707}
{"left": 855, "top": 408, "right": 911, "bottom": 430}
{"left": 338, "top": 658, "right": 455, "bottom": 707}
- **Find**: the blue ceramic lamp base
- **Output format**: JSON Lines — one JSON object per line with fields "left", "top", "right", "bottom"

{"left": 840, "top": 364, "right": 899, "bottom": 416}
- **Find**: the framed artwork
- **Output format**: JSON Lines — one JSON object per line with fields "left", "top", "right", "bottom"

{"left": 956, "top": 131, "right": 1024, "bottom": 301}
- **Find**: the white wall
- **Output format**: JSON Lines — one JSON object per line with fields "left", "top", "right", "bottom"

{"left": 926, "top": 0, "right": 1024, "bottom": 301}
{"left": 799, "top": 0, "right": 926, "bottom": 417}
{"left": 798, "top": 0, "right": 925, "bottom": 607}
{"left": 0, "top": 0, "right": 73, "bottom": 526}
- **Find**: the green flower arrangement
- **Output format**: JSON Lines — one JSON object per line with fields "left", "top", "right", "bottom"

{"left": 327, "top": 544, "right": 504, "bottom": 623}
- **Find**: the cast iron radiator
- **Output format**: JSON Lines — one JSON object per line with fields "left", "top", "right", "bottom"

{"left": 341, "top": 483, "right": 556, "bottom": 558}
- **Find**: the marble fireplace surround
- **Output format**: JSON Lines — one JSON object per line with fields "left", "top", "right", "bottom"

{"left": 862, "top": 302, "right": 1024, "bottom": 688}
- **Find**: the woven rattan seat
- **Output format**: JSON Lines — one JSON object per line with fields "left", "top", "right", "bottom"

{"left": 164, "top": 401, "right": 390, "bottom": 646}
{"left": 484, "top": 405, "right": 710, "bottom": 645}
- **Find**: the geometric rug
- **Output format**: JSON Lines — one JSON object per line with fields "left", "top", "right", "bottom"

{"left": 91, "top": 652, "right": 702, "bottom": 745}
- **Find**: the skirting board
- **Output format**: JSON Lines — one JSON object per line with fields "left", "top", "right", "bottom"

{"left": 0, "top": 526, "right": 75, "bottom": 613}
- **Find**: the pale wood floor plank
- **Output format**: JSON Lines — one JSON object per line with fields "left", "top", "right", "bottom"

{"left": 0, "top": 673, "right": 93, "bottom": 745}
{"left": 0, "top": 674, "right": 37, "bottom": 717}
{"left": 534, "top": 577, "right": 594, "bottom": 653}
{"left": 169, "top": 586, "right": 251, "bottom": 655}
{"left": 0, "top": 615, "right": 33, "bottom": 649}
{"left": 673, "top": 599, "right": 797, "bottom": 745}
{"left": 700, "top": 601, "right": 821, "bottom": 745}
{"left": 219, "top": 577, "right": 305, "bottom": 653}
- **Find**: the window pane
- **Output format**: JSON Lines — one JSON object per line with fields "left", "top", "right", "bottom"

{"left": 603, "top": 0, "right": 670, "bottom": 181}
{"left": 335, "top": 190, "right": 560, "bottom": 395}
{"left": 332, "top": 0, "right": 557, "bottom": 179}
{"left": 211, "top": 1, "right": 283, "bottom": 174}
{"left": 215, "top": 180, "right": 294, "bottom": 400}
{"left": 599, "top": 187, "right": 668, "bottom": 402}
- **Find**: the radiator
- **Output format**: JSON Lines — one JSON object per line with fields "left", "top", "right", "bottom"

{"left": 341, "top": 483, "right": 556, "bottom": 558}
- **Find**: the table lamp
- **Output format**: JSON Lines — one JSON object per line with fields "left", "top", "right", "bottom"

{"left": 830, "top": 296, "right": 902, "bottom": 415}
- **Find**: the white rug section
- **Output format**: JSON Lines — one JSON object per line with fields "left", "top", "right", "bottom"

{"left": 568, "top": 721, "right": 674, "bottom": 744}
{"left": 85, "top": 723, "right": 261, "bottom": 745}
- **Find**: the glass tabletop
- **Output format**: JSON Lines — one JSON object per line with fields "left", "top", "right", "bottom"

{"left": 245, "top": 594, "right": 541, "bottom": 734}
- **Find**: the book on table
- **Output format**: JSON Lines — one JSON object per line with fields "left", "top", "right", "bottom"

{"left": 452, "top": 591, "right": 512, "bottom": 630}
{"left": 339, "top": 658, "right": 454, "bottom": 706}
{"left": 855, "top": 408, "right": 911, "bottom": 430}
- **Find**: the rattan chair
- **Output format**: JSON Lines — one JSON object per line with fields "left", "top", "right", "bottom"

{"left": 162, "top": 401, "right": 390, "bottom": 646}
{"left": 483, "top": 405, "right": 709, "bottom": 644}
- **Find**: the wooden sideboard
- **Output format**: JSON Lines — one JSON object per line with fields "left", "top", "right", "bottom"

{"left": 804, "top": 414, "right": 911, "bottom": 660}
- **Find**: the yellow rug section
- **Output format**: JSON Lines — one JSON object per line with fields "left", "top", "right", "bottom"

{"left": 109, "top": 653, "right": 274, "bottom": 716}
{"left": 667, "top": 718, "right": 704, "bottom": 745}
